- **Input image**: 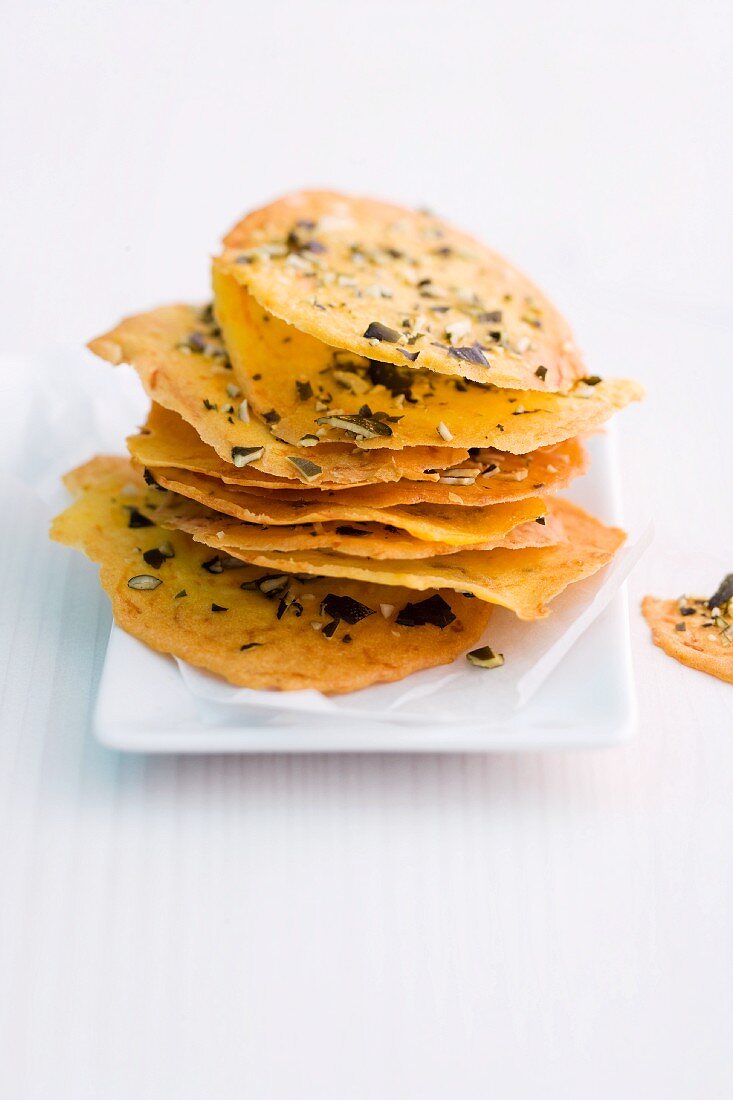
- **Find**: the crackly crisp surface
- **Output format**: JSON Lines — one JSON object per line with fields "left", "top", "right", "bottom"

{"left": 150, "top": 482, "right": 562, "bottom": 560}
{"left": 146, "top": 464, "right": 551, "bottom": 547}
{"left": 214, "top": 262, "right": 642, "bottom": 453}
{"left": 642, "top": 591, "right": 733, "bottom": 684}
{"left": 219, "top": 190, "right": 586, "bottom": 392}
{"left": 129, "top": 404, "right": 591, "bottom": 507}
{"left": 50, "top": 457, "right": 493, "bottom": 694}
{"left": 156, "top": 493, "right": 624, "bottom": 621}
{"left": 89, "top": 304, "right": 464, "bottom": 485}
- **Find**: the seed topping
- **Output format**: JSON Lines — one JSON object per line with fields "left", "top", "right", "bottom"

{"left": 466, "top": 645, "right": 505, "bottom": 669}
{"left": 127, "top": 574, "right": 162, "bottom": 591}
{"left": 396, "top": 594, "right": 456, "bottom": 628}
{"left": 231, "top": 446, "right": 265, "bottom": 467}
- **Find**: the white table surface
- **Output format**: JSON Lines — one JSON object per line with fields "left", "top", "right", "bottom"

{"left": 1, "top": 1, "right": 732, "bottom": 1096}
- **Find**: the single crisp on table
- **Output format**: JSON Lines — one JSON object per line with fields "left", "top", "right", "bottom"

{"left": 642, "top": 576, "right": 733, "bottom": 685}
{"left": 52, "top": 189, "right": 643, "bottom": 694}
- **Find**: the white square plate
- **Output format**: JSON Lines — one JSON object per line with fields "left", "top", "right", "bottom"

{"left": 93, "top": 433, "right": 635, "bottom": 753}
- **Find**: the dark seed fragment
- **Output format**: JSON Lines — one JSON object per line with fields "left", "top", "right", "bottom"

{"left": 396, "top": 594, "right": 456, "bottom": 629}
{"left": 240, "top": 642, "right": 262, "bottom": 651}
{"left": 255, "top": 574, "right": 290, "bottom": 596}
{"left": 448, "top": 344, "right": 490, "bottom": 367}
{"left": 536, "top": 517, "right": 546, "bottom": 525}
{"left": 674, "top": 622, "right": 686, "bottom": 632}
{"left": 202, "top": 556, "right": 224, "bottom": 573}
{"left": 363, "top": 321, "right": 401, "bottom": 343}
{"left": 535, "top": 366, "right": 547, "bottom": 381}
{"left": 581, "top": 376, "right": 602, "bottom": 386}
{"left": 320, "top": 594, "right": 375, "bottom": 625}
{"left": 466, "top": 645, "right": 505, "bottom": 668}
{"left": 231, "top": 446, "right": 265, "bottom": 468}
{"left": 368, "top": 360, "right": 414, "bottom": 396}
{"left": 127, "top": 508, "right": 154, "bottom": 529}
{"left": 175, "top": 589, "right": 187, "bottom": 598}
{"left": 187, "top": 332, "right": 207, "bottom": 352}
{"left": 316, "top": 414, "right": 393, "bottom": 439}
{"left": 262, "top": 409, "right": 281, "bottom": 424}
{"left": 142, "top": 548, "right": 167, "bottom": 568}
{"left": 335, "top": 526, "right": 371, "bottom": 537}
{"left": 211, "top": 603, "right": 228, "bottom": 613}
{"left": 143, "top": 468, "right": 166, "bottom": 491}
{"left": 708, "top": 574, "right": 733, "bottom": 610}
{"left": 296, "top": 380, "right": 314, "bottom": 401}
{"left": 287, "top": 456, "right": 323, "bottom": 482}
{"left": 322, "top": 619, "right": 339, "bottom": 639}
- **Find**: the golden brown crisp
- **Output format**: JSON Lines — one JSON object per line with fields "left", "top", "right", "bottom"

{"left": 129, "top": 403, "right": 591, "bottom": 507}
{"left": 50, "top": 458, "right": 493, "bottom": 694}
{"left": 156, "top": 493, "right": 625, "bottom": 621}
{"left": 213, "top": 263, "right": 643, "bottom": 453}
{"left": 145, "top": 464, "right": 551, "bottom": 546}
{"left": 642, "top": 592, "right": 733, "bottom": 684}
{"left": 89, "top": 304, "right": 464, "bottom": 485}
{"left": 148, "top": 476, "right": 562, "bottom": 559}
{"left": 220, "top": 190, "right": 586, "bottom": 392}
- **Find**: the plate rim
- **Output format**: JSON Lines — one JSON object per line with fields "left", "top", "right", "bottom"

{"left": 93, "top": 428, "right": 637, "bottom": 753}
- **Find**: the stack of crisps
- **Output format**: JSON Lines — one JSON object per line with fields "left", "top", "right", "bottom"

{"left": 51, "top": 192, "right": 642, "bottom": 694}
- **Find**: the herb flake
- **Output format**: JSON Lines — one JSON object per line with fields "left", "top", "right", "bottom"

{"left": 396, "top": 594, "right": 456, "bottom": 629}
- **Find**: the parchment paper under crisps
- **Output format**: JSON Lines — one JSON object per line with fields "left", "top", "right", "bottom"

{"left": 179, "top": 523, "right": 651, "bottom": 726}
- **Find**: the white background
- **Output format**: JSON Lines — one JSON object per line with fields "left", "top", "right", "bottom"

{"left": 2, "top": 1, "right": 733, "bottom": 1097}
